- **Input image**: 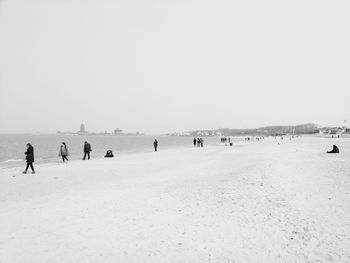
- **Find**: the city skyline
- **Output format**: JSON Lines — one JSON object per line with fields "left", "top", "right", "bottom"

{"left": 3, "top": 121, "right": 349, "bottom": 136}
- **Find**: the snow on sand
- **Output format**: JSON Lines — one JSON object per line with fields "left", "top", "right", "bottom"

{"left": 0, "top": 137, "right": 350, "bottom": 262}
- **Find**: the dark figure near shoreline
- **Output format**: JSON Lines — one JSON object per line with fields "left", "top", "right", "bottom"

{"left": 154, "top": 139, "right": 158, "bottom": 152}
{"left": 327, "top": 145, "right": 339, "bottom": 153}
{"left": 23, "top": 143, "right": 35, "bottom": 174}
{"left": 200, "top": 138, "right": 204, "bottom": 147}
{"left": 83, "top": 141, "right": 92, "bottom": 160}
{"left": 59, "top": 142, "right": 69, "bottom": 162}
{"left": 193, "top": 138, "right": 197, "bottom": 147}
{"left": 104, "top": 150, "right": 114, "bottom": 158}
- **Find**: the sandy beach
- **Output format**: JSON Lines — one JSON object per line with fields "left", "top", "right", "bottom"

{"left": 1, "top": 137, "right": 350, "bottom": 263}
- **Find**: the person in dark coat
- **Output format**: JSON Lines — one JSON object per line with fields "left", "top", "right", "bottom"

{"left": 153, "top": 139, "right": 158, "bottom": 152}
{"left": 104, "top": 150, "right": 114, "bottom": 158}
{"left": 193, "top": 138, "right": 197, "bottom": 147}
{"left": 83, "top": 141, "right": 92, "bottom": 160}
{"left": 23, "top": 143, "right": 35, "bottom": 174}
{"left": 327, "top": 145, "right": 339, "bottom": 153}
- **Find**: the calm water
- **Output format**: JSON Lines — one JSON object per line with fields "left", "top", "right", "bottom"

{"left": 0, "top": 134, "right": 220, "bottom": 169}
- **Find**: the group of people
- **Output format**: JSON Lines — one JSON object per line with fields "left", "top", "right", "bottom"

{"left": 244, "top": 136, "right": 265, "bottom": 141}
{"left": 193, "top": 137, "right": 204, "bottom": 147}
{"left": 59, "top": 141, "right": 93, "bottom": 161}
{"left": 221, "top": 137, "right": 233, "bottom": 146}
{"left": 23, "top": 139, "right": 159, "bottom": 174}
{"left": 221, "top": 137, "right": 230, "bottom": 143}
{"left": 21, "top": 137, "right": 341, "bottom": 174}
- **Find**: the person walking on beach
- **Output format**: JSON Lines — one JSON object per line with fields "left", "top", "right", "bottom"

{"left": 59, "top": 142, "right": 69, "bottom": 162}
{"left": 193, "top": 137, "right": 197, "bottom": 147}
{"left": 83, "top": 141, "right": 92, "bottom": 160}
{"left": 197, "top": 137, "right": 201, "bottom": 147}
{"left": 153, "top": 139, "right": 158, "bottom": 152}
{"left": 200, "top": 138, "right": 204, "bottom": 147}
{"left": 23, "top": 143, "right": 35, "bottom": 174}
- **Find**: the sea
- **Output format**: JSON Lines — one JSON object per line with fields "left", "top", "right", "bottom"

{"left": 0, "top": 134, "right": 220, "bottom": 169}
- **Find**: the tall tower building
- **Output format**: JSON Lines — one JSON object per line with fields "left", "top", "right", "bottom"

{"left": 80, "top": 123, "right": 85, "bottom": 133}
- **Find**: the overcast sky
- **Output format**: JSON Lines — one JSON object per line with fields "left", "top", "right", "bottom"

{"left": 0, "top": 0, "right": 349, "bottom": 134}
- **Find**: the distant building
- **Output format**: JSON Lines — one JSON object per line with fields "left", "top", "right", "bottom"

{"left": 80, "top": 124, "right": 86, "bottom": 133}
{"left": 77, "top": 123, "right": 88, "bottom": 134}
{"left": 329, "top": 129, "right": 337, "bottom": 135}
{"left": 114, "top": 128, "right": 123, "bottom": 135}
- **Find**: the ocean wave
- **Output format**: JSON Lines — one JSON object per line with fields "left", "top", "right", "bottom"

{"left": 1, "top": 159, "right": 23, "bottom": 163}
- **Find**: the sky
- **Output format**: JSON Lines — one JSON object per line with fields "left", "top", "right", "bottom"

{"left": 0, "top": 0, "right": 349, "bottom": 134}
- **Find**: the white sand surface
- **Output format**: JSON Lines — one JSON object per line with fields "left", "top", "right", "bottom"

{"left": 1, "top": 137, "right": 350, "bottom": 262}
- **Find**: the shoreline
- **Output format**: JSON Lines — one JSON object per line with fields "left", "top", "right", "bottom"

{"left": 1, "top": 134, "right": 348, "bottom": 171}
{"left": 1, "top": 137, "right": 350, "bottom": 262}
{"left": 0, "top": 143, "right": 205, "bottom": 175}
{"left": 0, "top": 135, "right": 211, "bottom": 170}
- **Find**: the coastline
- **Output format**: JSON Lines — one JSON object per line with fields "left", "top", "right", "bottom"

{"left": 1, "top": 137, "right": 350, "bottom": 262}
{"left": 1, "top": 134, "right": 348, "bottom": 170}
{"left": 0, "top": 135, "right": 218, "bottom": 170}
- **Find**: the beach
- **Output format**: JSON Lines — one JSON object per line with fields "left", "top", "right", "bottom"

{"left": 1, "top": 136, "right": 350, "bottom": 262}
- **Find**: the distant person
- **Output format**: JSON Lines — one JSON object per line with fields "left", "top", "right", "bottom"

{"left": 59, "top": 142, "right": 69, "bottom": 162}
{"left": 327, "top": 145, "right": 339, "bottom": 153}
{"left": 23, "top": 143, "right": 35, "bottom": 174}
{"left": 153, "top": 139, "right": 158, "bottom": 152}
{"left": 104, "top": 150, "right": 114, "bottom": 158}
{"left": 83, "top": 141, "right": 92, "bottom": 160}
{"left": 197, "top": 138, "right": 201, "bottom": 147}
{"left": 193, "top": 138, "right": 197, "bottom": 147}
{"left": 200, "top": 138, "right": 204, "bottom": 147}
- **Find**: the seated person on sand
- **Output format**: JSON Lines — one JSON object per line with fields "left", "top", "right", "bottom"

{"left": 327, "top": 145, "right": 339, "bottom": 154}
{"left": 104, "top": 150, "right": 114, "bottom": 158}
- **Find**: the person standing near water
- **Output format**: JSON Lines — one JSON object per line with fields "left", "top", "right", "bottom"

{"left": 83, "top": 141, "right": 92, "bottom": 160}
{"left": 59, "top": 142, "right": 69, "bottom": 162}
{"left": 23, "top": 143, "right": 35, "bottom": 174}
{"left": 193, "top": 138, "right": 197, "bottom": 147}
{"left": 153, "top": 139, "right": 158, "bottom": 152}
